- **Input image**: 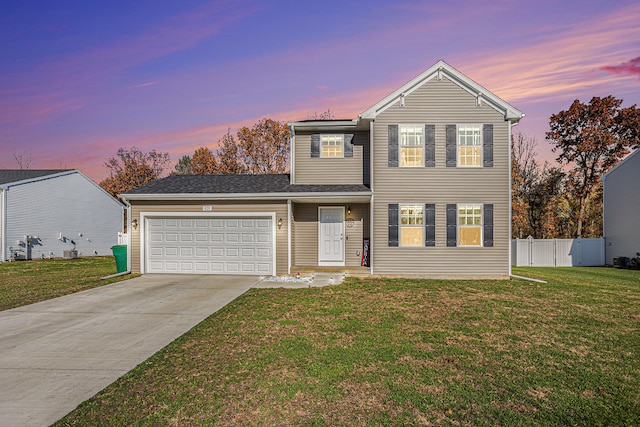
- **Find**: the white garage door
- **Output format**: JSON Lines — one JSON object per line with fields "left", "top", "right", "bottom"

{"left": 146, "top": 216, "right": 274, "bottom": 275}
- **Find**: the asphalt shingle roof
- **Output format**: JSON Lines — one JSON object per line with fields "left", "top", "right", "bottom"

{"left": 0, "top": 169, "right": 71, "bottom": 185}
{"left": 123, "top": 174, "right": 370, "bottom": 195}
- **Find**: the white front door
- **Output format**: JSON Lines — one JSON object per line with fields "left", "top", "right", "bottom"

{"left": 318, "top": 207, "right": 344, "bottom": 266}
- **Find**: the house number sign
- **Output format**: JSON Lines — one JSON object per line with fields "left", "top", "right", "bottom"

{"left": 202, "top": 206, "right": 213, "bottom": 211}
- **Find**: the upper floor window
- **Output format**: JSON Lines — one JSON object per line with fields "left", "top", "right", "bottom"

{"left": 458, "top": 204, "right": 482, "bottom": 246}
{"left": 457, "top": 125, "right": 482, "bottom": 167}
{"left": 400, "top": 125, "right": 423, "bottom": 167}
{"left": 321, "top": 135, "right": 344, "bottom": 158}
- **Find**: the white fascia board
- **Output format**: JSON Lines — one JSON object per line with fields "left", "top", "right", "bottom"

{"left": 360, "top": 60, "right": 524, "bottom": 123}
{"left": 121, "top": 191, "right": 373, "bottom": 202}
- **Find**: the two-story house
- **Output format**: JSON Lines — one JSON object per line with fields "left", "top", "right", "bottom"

{"left": 121, "top": 61, "right": 524, "bottom": 279}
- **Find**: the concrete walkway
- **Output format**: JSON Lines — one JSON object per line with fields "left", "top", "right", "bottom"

{"left": 0, "top": 274, "right": 262, "bottom": 427}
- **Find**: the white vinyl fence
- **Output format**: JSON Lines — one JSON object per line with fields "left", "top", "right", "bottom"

{"left": 512, "top": 237, "right": 605, "bottom": 267}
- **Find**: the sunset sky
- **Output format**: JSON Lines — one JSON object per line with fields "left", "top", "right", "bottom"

{"left": 1, "top": 0, "right": 639, "bottom": 182}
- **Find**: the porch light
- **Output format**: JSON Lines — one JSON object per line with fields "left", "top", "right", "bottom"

{"left": 347, "top": 207, "right": 352, "bottom": 216}
{"left": 278, "top": 218, "right": 283, "bottom": 229}
{"left": 131, "top": 219, "right": 138, "bottom": 230}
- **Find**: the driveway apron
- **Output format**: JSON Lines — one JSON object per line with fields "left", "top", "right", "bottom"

{"left": 0, "top": 274, "right": 260, "bottom": 427}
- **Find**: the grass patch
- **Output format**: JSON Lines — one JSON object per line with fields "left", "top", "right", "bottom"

{"left": 0, "top": 257, "right": 137, "bottom": 311}
{"left": 56, "top": 267, "right": 639, "bottom": 426}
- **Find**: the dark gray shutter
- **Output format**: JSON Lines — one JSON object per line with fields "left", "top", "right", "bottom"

{"left": 311, "top": 134, "right": 320, "bottom": 158}
{"left": 483, "top": 204, "right": 494, "bottom": 247}
{"left": 483, "top": 124, "right": 493, "bottom": 167}
{"left": 425, "top": 204, "right": 436, "bottom": 246}
{"left": 424, "top": 125, "right": 435, "bottom": 167}
{"left": 446, "top": 204, "right": 457, "bottom": 247}
{"left": 388, "top": 204, "right": 399, "bottom": 247}
{"left": 388, "top": 125, "right": 398, "bottom": 167}
{"left": 344, "top": 134, "right": 354, "bottom": 157}
{"left": 446, "top": 125, "right": 457, "bottom": 167}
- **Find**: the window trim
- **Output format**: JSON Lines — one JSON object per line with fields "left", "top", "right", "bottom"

{"left": 457, "top": 203, "right": 483, "bottom": 247}
{"left": 399, "top": 124, "right": 425, "bottom": 168}
{"left": 399, "top": 203, "right": 424, "bottom": 247}
{"left": 320, "top": 134, "right": 345, "bottom": 158}
{"left": 456, "top": 124, "right": 483, "bottom": 168}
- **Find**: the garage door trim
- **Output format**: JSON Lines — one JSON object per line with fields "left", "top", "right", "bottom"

{"left": 139, "top": 211, "right": 276, "bottom": 276}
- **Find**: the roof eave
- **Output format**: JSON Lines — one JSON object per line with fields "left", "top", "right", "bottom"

{"left": 360, "top": 60, "right": 524, "bottom": 122}
{"left": 121, "top": 191, "right": 373, "bottom": 202}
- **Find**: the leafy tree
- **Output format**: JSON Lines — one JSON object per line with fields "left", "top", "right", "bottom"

{"left": 217, "top": 118, "right": 289, "bottom": 174}
{"left": 511, "top": 133, "right": 565, "bottom": 238}
{"left": 191, "top": 147, "right": 218, "bottom": 174}
{"left": 216, "top": 131, "right": 245, "bottom": 175}
{"left": 546, "top": 96, "right": 639, "bottom": 237}
{"left": 173, "top": 155, "right": 193, "bottom": 175}
{"left": 99, "top": 147, "right": 170, "bottom": 198}
{"left": 307, "top": 109, "right": 334, "bottom": 120}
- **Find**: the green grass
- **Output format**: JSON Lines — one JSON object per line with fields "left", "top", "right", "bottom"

{"left": 0, "top": 257, "right": 137, "bottom": 311}
{"left": 55, "top": 267, "right": 639, "bottom": 426}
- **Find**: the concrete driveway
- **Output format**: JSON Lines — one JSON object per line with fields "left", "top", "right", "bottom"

{"left": 0, "top": 274, "right": 262, "bottom": 427}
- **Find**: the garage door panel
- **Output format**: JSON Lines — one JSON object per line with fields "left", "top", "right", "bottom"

{"left": 146, "top": 216, "right": 273, "bottom": 275}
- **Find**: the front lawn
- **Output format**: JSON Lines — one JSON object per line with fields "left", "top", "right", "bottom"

{"left": 57, "top": 267, "right": 639, "bottom": 426}
{"left": 0, "top": 257, "right": 136, "bottom": 311}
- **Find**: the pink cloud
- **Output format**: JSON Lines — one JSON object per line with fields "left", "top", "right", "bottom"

{"left": 316, "top": 85, "right": 328, "bottom": 90}
{"left": 458, "top": 3, "right": 640, "bottom": 103}
{"left": 129, "top": 81, "right": 159, "bottom": 89}
{"left": 602, "top": 57, "right": 640, "bottom": 80}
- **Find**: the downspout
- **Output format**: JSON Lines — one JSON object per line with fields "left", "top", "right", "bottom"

{"left": 508, "top": 120, "right": 513, "bottom": 277}
{"left": 287, "top": 199, "right": 292, "bottom": 274}
{"left": 369, "top": 119, "right": 375, "bottom": 274}
{"left": 119, "top": 195, "right": 132, "bottom": 274}
{"left": 0, "top": 188, "right": 6, "bottom": 262}
{"left": 289, "top": 125, "right": 295, "bottom": 184}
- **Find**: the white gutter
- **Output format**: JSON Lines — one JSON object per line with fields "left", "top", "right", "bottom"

{"left": 288, "top": 119, "right": 359, "bottom": 128}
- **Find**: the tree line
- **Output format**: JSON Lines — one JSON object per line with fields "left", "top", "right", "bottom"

{"left": 513, "top": 96, "right": 639, "bottom": 239}
{"left": 98, "top": 98, "right": 639, "bottom": 240}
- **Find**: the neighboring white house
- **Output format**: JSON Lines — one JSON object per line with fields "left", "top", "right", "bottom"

{"left": 602, "top": 149, "right": 640, "bottom": 265}
{"left": 0, "top": 169, "right": 124, "bottom": 261}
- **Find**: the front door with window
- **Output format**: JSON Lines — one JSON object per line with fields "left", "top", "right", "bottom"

{"left": 318, "top": 207, "right": 345, "bottom": 266}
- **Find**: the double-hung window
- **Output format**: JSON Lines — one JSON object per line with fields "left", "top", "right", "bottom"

{"left": 400, "top": 125, "right": 423, "bottom": 167}
{"left": 400, "top": 204, "right": 424, "bottom": 246}
{"left": 457, "top": 125, "right": 482, "bottom": 167}
{"left": 321, "top": 134, "right": 343, "bottom": 158}
{"left": 458, "top": 204, "right": 482, "bottom": 246}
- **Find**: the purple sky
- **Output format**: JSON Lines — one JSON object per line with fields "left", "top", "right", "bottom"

{"left": 1, "top": 0, "right": 639, "bottom": 182}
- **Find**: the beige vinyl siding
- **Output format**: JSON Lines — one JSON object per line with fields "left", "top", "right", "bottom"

{"left": 129, "top": 200, "right": 289, "bottom": 274}
{"left": 292, "top": 203, "right": 369, "bottom": 267}
{"left": 294, "top": 132, "right": 368, "bottom": 185}
{"left": 372, "top": 76, "right": 510, "bottom": 278}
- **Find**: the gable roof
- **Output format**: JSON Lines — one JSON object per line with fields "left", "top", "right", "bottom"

{"left": 0, "top": 169, "right": 72, "bottom": 186}
{"left": 602, "top": 148, "right": 640, "bottom": 181}
{"left": 121, "top": 174, "right": 371, "bottom": 201}
{"left": 359, "top": 60, "right": 524, "bottom": 122}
